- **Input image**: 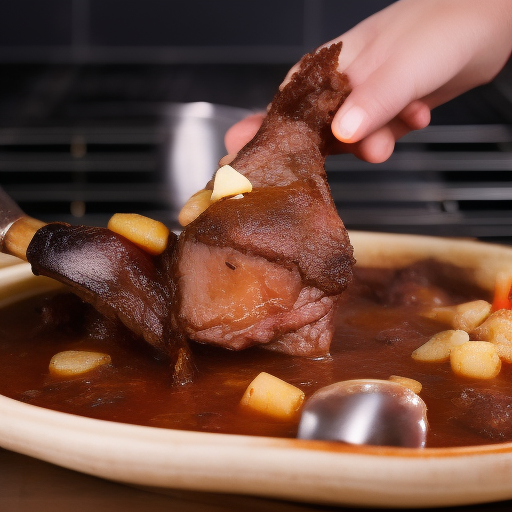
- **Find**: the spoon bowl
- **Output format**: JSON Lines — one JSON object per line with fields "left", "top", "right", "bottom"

{"left": 297, "top": 379, "right": 428, "bottom": 448}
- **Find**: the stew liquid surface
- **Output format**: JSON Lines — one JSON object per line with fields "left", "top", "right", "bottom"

{"left": 0, "top": 260, "right": 510, "bottom": 448}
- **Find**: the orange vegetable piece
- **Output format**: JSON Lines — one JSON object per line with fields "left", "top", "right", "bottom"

{"left": 492, "top": 271, "right": 512, "bottom": 311}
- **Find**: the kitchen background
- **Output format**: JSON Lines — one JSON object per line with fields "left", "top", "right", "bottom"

{"left": 1, "top": 0, "right": 511, "bottom": 242}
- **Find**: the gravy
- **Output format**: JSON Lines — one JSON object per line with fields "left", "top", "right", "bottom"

{"left": 0, "top": 260, "right": 510, "bottom": 448}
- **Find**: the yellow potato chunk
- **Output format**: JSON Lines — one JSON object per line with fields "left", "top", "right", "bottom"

{"left": 49, "top": 350, "right": 111, "bottom": 377}
{"left": 388, "top": 375, "right": 422, "bottom": 394}
{"left": 411, "top": 330, "right": 469, "bottom": 362}
{"left": 210, "top": 165, "right": 252, "bottom": 202}
{"left": 450, "top": 341, "right": 501, "bottom": 380}
{"left": 472, "top": 309, "right": 512, "bottom": 345}
{"left": 240, "top": 372, "right": 305, "bottom": 421}
{"left": 424, "top": 300, "right": 492, "bottom": 332}
{"left": 178, "top": 189, "right": 213, "bottom": 227}
{"left": 108, "top": 213, "right": 169, "bottom": 255}
{"left": 495, "top": 343, "right": 512, "bottom": 364}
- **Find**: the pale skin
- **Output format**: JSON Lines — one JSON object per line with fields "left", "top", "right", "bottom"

{"left": 223, "top": 0, "right": 512, "bottom": 164}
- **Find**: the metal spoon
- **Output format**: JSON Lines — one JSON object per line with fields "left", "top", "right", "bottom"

{"left": 297, "top": 379, "right": 428, "bottom": 448}
{"left": 0, "top": 186, "right": 45, "bottom": 260}
{"left": 0, "top": 186, "right": 26, "bottom": 253}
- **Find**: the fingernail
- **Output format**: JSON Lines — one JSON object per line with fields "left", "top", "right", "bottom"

{"left": 335, "top": 106, "right": 365, "bottom": 141}
{"left": 219, "top": 153, "right": 237, "bottom": 166}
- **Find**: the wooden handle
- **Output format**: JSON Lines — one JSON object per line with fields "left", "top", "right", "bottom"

{"left": 3, "top": 217, "right": 46, "bottom": 261}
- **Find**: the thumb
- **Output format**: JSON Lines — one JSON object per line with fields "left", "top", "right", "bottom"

{"left": 332, "top": 65, "right": 419, "bottom": 143}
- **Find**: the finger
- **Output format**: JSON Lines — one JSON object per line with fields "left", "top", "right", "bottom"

{"left": 331, "top": 72, "right": 434, "bottom": 145}
{"left": 349, "top": 125, "right": 397, "bottom": 164}
{"left": 329, "top": 103, "right": 430, "bottom": 163}
{"left": 326, "top": 125, "right": 396, "bottom": 163}
{"left": 398, "top": 100, "right": 431, "bottom": 131}
{"left": 224, "top": 112, "right": 265, "bottom": 154}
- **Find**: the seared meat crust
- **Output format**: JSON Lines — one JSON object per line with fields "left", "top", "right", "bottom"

{"left": 184, "top": 42, "right": 353, "bottom": 296}
{"left": 186, "top": 183, "right": 353, "bottom": 295}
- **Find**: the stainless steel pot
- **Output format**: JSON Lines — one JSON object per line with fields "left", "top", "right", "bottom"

{"left": 161, "top": 102, "right": 252, "bottom": 217}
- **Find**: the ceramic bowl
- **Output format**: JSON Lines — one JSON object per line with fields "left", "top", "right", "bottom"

{"left": 1, "top": 231, "right": 512, "bottom": 508}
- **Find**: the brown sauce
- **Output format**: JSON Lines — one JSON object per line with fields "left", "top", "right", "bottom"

{"left": 0, "top": 260, "right": 510, "bottom": 448}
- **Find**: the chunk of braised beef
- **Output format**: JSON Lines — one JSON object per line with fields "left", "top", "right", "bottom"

{"left": 383, "top": 267, "right": 450, "bottom": 308}
{"left": 382, "top": 260, "right": 490, "bottom": 307}
{"left": 451, "top": 388, "right": 512, "bottom": 441}
{"left": 349, "top": 267, "right": 396, "bottom": 302}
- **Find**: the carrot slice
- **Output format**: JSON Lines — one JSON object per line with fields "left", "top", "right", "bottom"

{"left": 492, "top": 271, "right": 512, "bottom": 311}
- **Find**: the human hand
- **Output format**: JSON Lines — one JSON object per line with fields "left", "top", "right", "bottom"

{"left": 225, "top": 0, "right": 512, "bottom": 163}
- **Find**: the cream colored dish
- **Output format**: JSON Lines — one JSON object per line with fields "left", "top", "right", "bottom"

{"left": 1, "top": 231, "right": 512, "bottom": 509}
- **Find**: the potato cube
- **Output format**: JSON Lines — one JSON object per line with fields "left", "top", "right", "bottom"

{"left": 495, "top": 343, "right": 512, "bottom": 364}
{"left": 424, "top": 300, "right": 491, "bottom": 332}
{"left": 388, "top": 375, "right": 422, "bottom": 394}
{"left": 411, "top": 330, "right": 469, "bottom": 362}
{"left": 210, "top": 165, "right": 252, "bottom": 202}
{"left": 450, "top": 341, "right": 501, "bottom": 380}
{"left": 49, "top": 350, "right": 111, "bottom": 377}
{"left": 108, "top": 213, "right": 169, "bottom": 255}
{"left": 472, "top": 309, "right": 512, "bottom": 345}
{"left": 240, "top": 372, "right": 305, "bottom": 421}
{"left": 178, "top": 189, "right": 213, "bottom": 227}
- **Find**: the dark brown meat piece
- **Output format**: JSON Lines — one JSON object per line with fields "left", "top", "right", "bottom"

{"left": 177, "top": 42, "right": 355, "bottom": 355}
{"left": 451, "top": 388, "right": 512, "bottom": 441}
{"left": 26, "top": 224, "right": 194, "bottom": 384}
